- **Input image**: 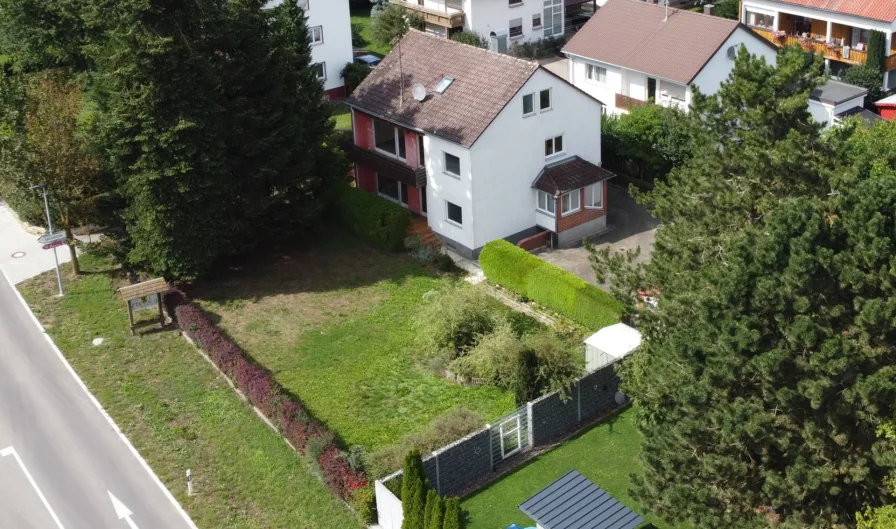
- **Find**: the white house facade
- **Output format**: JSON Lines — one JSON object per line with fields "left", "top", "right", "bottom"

{"left": 267, "top": 0, "right": 353, "bottom": 97}
{"left": 345, "top": 30, "right": 612, "bottom": 257}
{"left": 563, "top": 0, "right": 778, "bottom": 114}
{"left": 390, "top": 0, "right": 565, "bottom": 43}
{"left": 739, "top": 0, "right": 896, "bottom": 90}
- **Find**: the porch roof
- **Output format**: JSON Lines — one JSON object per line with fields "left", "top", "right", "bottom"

{"left": 532, "top": 156, "right": 615, "bottom": 196}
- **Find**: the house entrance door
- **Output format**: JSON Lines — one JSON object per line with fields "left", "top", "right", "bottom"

{"left": 647, "top": 78, "right": 657, "bottom": 102}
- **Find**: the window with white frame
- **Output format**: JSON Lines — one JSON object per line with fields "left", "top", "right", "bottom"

{"left": 561, "top": 190, "right": 580, "bottom": 215}
{"left": 536, "top": 190, "right": 556, "bottom": 215}
{"left": 377, "top": 174, "right": 409, "bottom": 205}
{"left": 373, "top": 119, "right": 406, "bottom": 159}
{"left": 539, "top": 88, "right": 552, "bottom": 111}
{"left": 309, "top": 25, "right": 324, "bottom": 45}
{"left": 586, "top": 64, "right": 607, "bottom": 83}
{"left": 446, "top": 201, "right": 463, "bottom": 225}
{"left": 543, "top": 0, "right": 563, "bottom": 37}
{"left": 444, "top": 152, "right": 461, "bottom": 176}
{"left": 745, "top": 11, "right": 774, "bottom": 29}
{"left": 584, "top": 182, "right": 603, "bottom": 209}
{"left": 532, "top": 13, "right": 542, "bottom": 29}
{"left": 510, "top": 18, "right": 523, "bottom": 38}
{"left": 522, "top": 93, "right": 534, "bottom": 116}
{"left": 312, "top": 62, "right": 326, "bottom": 81}
{"left": 544, "top": 135, "right": 563, "bottom": 157}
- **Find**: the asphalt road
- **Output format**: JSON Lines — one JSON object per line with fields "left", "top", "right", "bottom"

{"left": 0, "top": 272, "right": 197, "bottom": 529}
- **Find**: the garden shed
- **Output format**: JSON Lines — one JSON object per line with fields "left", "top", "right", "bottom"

{"left": 583, "top": 323, "right": 640, "bottom": 372}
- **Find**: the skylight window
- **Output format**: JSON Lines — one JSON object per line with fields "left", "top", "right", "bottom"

{"left": 434, "top": 77, "right": 455, "bottom": 94}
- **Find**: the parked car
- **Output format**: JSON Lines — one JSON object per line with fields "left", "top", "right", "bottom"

{"left": 353, "top": 54, "right": 382, "bottom": 67}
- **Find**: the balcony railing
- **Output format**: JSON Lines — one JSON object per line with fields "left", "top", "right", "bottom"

{"left": 389, "top": 0, "right": 465, "bottom": 28}
{"left": 616, "top": 93, "right": 646, "bottom": 111}
{"left": 752, "top": 27, "right": 896, "bottom": 72}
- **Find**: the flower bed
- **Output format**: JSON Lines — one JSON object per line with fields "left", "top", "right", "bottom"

{"left": 163, "top": 288, "right": 369, "bottom": 506}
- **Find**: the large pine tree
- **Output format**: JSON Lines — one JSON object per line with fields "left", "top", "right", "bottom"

{"left": 590, "top": 47, "right": 896, "bottom": 528}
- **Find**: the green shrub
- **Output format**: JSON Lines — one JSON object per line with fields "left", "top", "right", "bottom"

{"left": 426, "top": 493, "right": 445, "bottom": 529}
{"left": 442, "top": 497, "right": 463, "bottom": 529}
{"left": 331, "top": 186, "right": 412, "bottom": 251}
{"left": 416, "top": 285, "right": 501, "bottom": 355}
{"left": 843, "top": 64, "right": 884, "bottom": 105}
{"left": 527, "top": 332, "right": 584, "bottom": 400}
{"left": 353, "top": 484, "right": 378, "bottom": 524}
{"left": 479, "top": 239, "right": 622, "bottom": 329}
{"left": 366, "top": 408, "right": 484, "bottom": 478}
{"left": 424, "top": 489, "right": 438, "bottom": 529}
{"left": 401, "top": 450, "right": 429, "bottom": 529}
{"left": 867, "top": 30, "right": 886, "bottom": 73}
{"left": 341, "top": 62, "right": 372, "bottom": 95}
{"left": 450, "top": 30, "right": 488, "bottom": 49}
{"left": 514, "top": 348, "right": 539, "bottom": 406}
{"left": 449, "top": 321, "right": 524, "bottom": 387}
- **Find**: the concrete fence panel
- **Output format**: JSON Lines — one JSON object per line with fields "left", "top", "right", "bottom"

{"left": 376, "top": 479, "right": 403, "bottom": 529}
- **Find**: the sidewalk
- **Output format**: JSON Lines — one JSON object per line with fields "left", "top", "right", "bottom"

{"left": 0, "top": 201, "right": 73, "bottom": 284}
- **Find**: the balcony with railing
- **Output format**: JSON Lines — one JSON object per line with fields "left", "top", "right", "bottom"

{"left": 389, "top": 0, "right": 465, "bottom": 29}
{"left": 746, "top": 11, "right": 896, "bottom": 72}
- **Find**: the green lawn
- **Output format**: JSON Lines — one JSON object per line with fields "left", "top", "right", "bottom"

{"left": 462, "top": 409, "right": 691, "bottom": 529}
{"left": 191, "top": 229, "right": 515, "bottom": 452}
{"left": 19, "top": 254, "right": 360, "bottom": 529}
{"left": 351, "top": 5, "right": 392, "bottom": 56}
{"left": 331, "top": 102, "right": 352, "bottom": 131}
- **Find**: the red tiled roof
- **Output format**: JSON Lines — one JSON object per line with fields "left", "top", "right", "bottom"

{"left": 533, "top": 156, "right": 616, "bottom": 195}
{"left": 345, "top": 30, "right": 540, "bottom": 148}
{"left": 563, "top": 0, "right": 772, "bottom": 84}
{"left": 773, "top": 0, "right": 896, "bottom": 23}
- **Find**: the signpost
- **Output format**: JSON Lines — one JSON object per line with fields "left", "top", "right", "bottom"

{"left": 42, "top": 240, "right": 66, "bottom": 251}
{"left": 31, "top": 184, "right": 64, "bottom": 297}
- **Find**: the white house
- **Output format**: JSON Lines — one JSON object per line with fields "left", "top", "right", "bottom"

{"left": 808, "top": 79, "right": 884, "bottom": 128}
{"left": 266, "top": 0, "right": 353, "bottom": 98}
{"left": 389, "top": 0, "right": 565, "bottom": 43}
{"left": 562, "top": 0, "right": 779, "bottom": 115}
{"left": 344, "top": 29, "right": 613, "bottom": 257}
{"left": 738, "top": 0, "right": 896, "bottom": 90}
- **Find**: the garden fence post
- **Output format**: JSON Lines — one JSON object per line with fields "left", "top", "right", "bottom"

{"left": 434, "top": 451, "right": 441, "bottom": 494}
{"left": 487, "top": 424, "right": 493, "bottom": 469}
{"left": 527, "top": 402, "right": 534, "bottom": 447}
{"left": 577, "top": 380, "right": 582, "bottom": 423}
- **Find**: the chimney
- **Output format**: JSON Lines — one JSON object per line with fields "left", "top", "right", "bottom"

{"left": 704, "top": 4, "right": 716, "bottom": 16}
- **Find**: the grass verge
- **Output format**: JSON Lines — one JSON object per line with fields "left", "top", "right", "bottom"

{"left": 461, "top": 408, "right": 691, "bottom": 529}
{"left": 191, "top": 229, "right": 515, "bottom": 452}
{"left": 351, "top": 5, "right": 392, "bottom": 56}
{"left": 331, "top": 102, "right": 351, "bottom": 131}
{"left": 18, "top": 254, "right": 360, "bottom": 529}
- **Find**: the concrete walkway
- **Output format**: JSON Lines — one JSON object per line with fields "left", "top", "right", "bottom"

{"left": 0, "top": 201, "right": 80, "bottom": 285}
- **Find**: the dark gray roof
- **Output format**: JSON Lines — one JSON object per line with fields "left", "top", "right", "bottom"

{"left": 533, "top": 156, "right": 615, "bottom": 196}
{"left": 835, "top": 106, "right": 884, "bottom": 125}
{"left": 518, "top": 471, "right": 645, "bottom": 529}
{"left": 811, "top": 80, "right": 867, "bottom": 105}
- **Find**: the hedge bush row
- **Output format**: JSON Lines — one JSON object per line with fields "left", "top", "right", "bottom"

{"left": 163, "top": 289, "right": 368, "bottom": 505}
{"left": 331, "top": 186, "right": 412, "bottom": 252}
{"left": 478, "top": 239, "right": 622, "bottom": 329}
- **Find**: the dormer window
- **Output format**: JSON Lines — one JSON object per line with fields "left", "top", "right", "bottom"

{"left": 434, "top": 77, "right": 455, "bottom": 94}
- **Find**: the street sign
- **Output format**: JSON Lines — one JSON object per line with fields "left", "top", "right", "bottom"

{"left": 37, "top": 231, "right": 67, "bottom": 245}
{"left": 42, "top": 240, "right": 66, "bottom": 250}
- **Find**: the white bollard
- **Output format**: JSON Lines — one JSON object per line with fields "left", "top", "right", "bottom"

{"left": 186, "top": 469, "right": 193, "bottom": 496}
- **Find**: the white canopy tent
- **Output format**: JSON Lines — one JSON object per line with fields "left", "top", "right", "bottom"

{"left": 583, "top": 323, "right": 641, "bottom": 372}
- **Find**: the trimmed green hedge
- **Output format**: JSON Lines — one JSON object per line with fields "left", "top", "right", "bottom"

{"left": 331, "top": 186, "right": 412, "bottom": 251}
{"left": 479, "top": 239, "right": 622, "bottom": 329}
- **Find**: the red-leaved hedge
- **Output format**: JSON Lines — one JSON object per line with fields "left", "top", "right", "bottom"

{"left": 164, "top": 288, "right": 367, "bottom": 501}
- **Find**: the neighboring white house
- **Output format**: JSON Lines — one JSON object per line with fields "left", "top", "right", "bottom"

{"left": 345, "top": 29, "right": 613, "bottom": 257}
{"left": 562, "top": 0, "right": 779, "bottom": 115}
{"left": 389, "top": 0, "right": 566, "bottom": 43}
{"left": 266, "top": 0, "right": 353, "bottom": 98}
{"left": 808, "top": 79, "right": 884, "bottom": 128}
{"left": 738, "top": 0, "right": 896, "bottom": 90}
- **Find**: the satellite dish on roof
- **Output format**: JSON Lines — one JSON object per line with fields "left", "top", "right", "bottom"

{"left": 727, "top": 45, "right": 737, "bottom": 60}
{"left": 412, "top": 83, "right": 427, "bottom": 102}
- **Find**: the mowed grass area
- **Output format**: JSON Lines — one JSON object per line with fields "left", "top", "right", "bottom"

{"left": 331, "top": 102, "right": 351, "bottom": 131}
{"left": 18, "top": 254, "right": 360, "bottom": 529}
{"left": 462, "top": 409, "right": 692, "bottom": 529}
{"left": 191, "top": 229, "right": 515, "bottom": 451}
{"left": 351, "top": 5, "right": 392, "bottom": 56}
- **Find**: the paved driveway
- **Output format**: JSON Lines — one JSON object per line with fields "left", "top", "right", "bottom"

{"left": 536, "top": 185, "right": 659, "bottom": 286}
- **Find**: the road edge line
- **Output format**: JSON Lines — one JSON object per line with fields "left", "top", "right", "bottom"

{"left": 0, "top": 268, "right": 199, "bottom": 529}
{"left": 2, "top": 446, "right": 67, "bottom": 529}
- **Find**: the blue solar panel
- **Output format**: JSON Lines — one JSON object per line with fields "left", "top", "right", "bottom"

{"left": 518, "top": 471, "right": 645, "bottom": 529}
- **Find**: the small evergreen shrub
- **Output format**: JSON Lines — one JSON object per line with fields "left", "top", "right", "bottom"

{"left": 401, "top": 450, "right": 429, "bottom": 529}
{"left": 426, "top": 493, "right": 445, "bottom": 529}
{"left": 442, "top": 498, "right": 464, "bottom": 529}
{"left": 424, "top": 489, "right": 438, "bottom": 529}
{"left": 341, "top": 62, "right": 372, "bottom": 94}
{"left": 331, "top": 186, "right": 412, "bottom": 251}
{"left": 479, "top": 239, "right": 622, "bottom": 329}
{"left": 353, "top": 484, "right": 378, "bottom": 524}
{"left": 514, "top": 348, "right": 539, "bottom": 406}
{"left": 450, "top": 30, "right": 488, "bottom": 49}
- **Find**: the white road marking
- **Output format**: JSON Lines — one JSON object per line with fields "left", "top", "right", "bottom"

{"left": 0, "top": 268, "right": 198, "bottom": 529}
{"left": 0, "top": 446, "right": 66, "bottom": 529}
{"left": 108, "top": 491, "right": 139, "bottom": 529}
